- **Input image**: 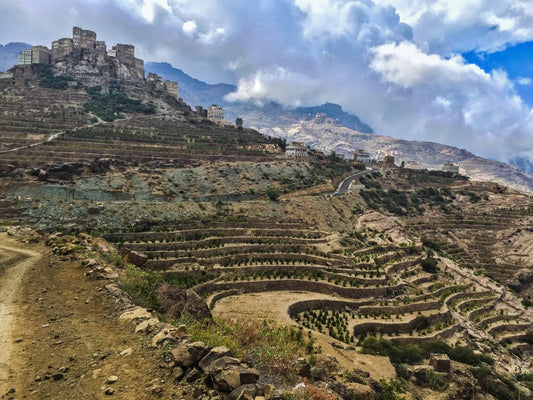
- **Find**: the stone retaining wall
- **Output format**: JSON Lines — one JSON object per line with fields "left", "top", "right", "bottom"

{"left": 352, "top": 311, "right": 451, "bottom": 335}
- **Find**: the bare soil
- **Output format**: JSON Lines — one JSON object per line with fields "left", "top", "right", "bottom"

{"left": 0, "top": 234, "right": 180, "bottom": 400}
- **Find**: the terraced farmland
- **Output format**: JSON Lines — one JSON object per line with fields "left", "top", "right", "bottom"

{"left": 106, "top": 216, "right": 533, "bottom": 360}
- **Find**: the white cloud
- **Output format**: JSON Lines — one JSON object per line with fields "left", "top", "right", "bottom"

{"left": 379, "top": 0, "right": 533, "bottom": 54}
{"left": 182, "top": 20, "right": 197, "bottom": 36}
{"left": 517, "top": 77, "right": 532, "bottom": 86}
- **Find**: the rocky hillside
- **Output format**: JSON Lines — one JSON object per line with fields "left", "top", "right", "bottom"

{"left": 261, "top": 120, "right": 533, "bottom": 194}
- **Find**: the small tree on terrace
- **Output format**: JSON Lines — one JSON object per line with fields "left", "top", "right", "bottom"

{"left": 235, "top": 117, "right": 243, "bottom": 128}
{"left": 266, "top": 186, "right": 281, "bottom": 201}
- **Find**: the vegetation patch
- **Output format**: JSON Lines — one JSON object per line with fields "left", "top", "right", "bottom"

{"left": 174, "top": 316, "right": 310, "bottom": 383}
{"left": 84, "top": 82, "right": 156, "bottom": 121}
{"left": 38, "top": 65, "right": 73, "bottom": 90}
{"left": 360, "top": 337, "right": 493, "bottom": 366}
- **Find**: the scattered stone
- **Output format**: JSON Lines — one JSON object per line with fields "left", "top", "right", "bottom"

{"left": 82, "top": 258, "right": 99, "bottom": 268}
{"left": 171, "top": 344, "right": 196, "bottom": 368}
{"left": 210, "top": 360, "right": 259, "bottom": 392}
{"left": 344, "top": 382, "right": 374, "bottom": 400}
{"left": 119, "top": 306, "right": 152, "bottom": 322}
{"left": 120, "top": 248, "right": 148, "bottom": 267}
{"left": 172, "top": 366, "right": 184, "bottom": 381}
{"left": 156, "top": 284, "right": 212, "bottom": 321}
{"left": 185, "top": 368, "right": 202, "bottom": 383}
{"left": 152, "top": 327, "right": 178, "bottom": 347}
{"left": 107, "top": 376, "right": 118, "bottom": 384}
{"left": 134, "top": 318, "right": 160, "bottom": 334}
{"left": 14, "top": 338, "right": 23, "bottom": 343}
{"left": 52, "top": 373, "right": 64, "bottom": 381}
{"left": 199, "top": 346, "right": 232, "bottom": 372}
{"left": 104, "top": 387, "right": 115, "bottom": 395}
{"left": 120, "top": 348, "right": 133, "bottom": 357}
{"left": 148, "top": 384, "right": 164, "bottom": 395}
{"left": 175, "top": 324, "right": 191, "bottom": 340}
{"left": 34, "top": 375, "right": 41, "bottom": 382}
{"left": 229, "top": 384, "right": 262, "bottom": 400}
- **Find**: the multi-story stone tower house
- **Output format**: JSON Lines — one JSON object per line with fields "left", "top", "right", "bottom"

{"left": 72, "top": 27, "right": 97, "bottom": 49}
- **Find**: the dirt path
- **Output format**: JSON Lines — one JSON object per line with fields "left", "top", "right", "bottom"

{"left": 0, "top": 235, "right": 43, "bottom": 395}
{"left": 0, "top": 234, "right": 184, "bottom": 400}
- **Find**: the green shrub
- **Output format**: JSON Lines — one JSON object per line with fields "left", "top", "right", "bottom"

{"left": 84, "top": 83, "right": 156, "bottom": 121}
{"left": 266, "top": 186, "right": 281, "bottom": 201}
{"left": 119, "top": 264, "right": 161, "bottom": 309}
{"left": 426, "top": 370, "right": 447, "bottom": 390}
{"left": 421, "top": 257, "right": 438, "bottom": 273}
{"left": 375, "top": 378, "right": 406, "bottom": 400}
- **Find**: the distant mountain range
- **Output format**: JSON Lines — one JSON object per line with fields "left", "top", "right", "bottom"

{"left": 0, "top": 42, "right": 31, "bottom": 72}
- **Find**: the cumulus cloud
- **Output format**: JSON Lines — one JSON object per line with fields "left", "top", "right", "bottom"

{"left": 380, "top": 0, "right": 533, "bottom": 54}
{"left": 0, "top": 0, "right": 532, "bottom": 167}
{"left": 182, "top": 20, "right": 197, "bottom": 36}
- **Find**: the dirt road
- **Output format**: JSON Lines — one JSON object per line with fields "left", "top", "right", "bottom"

{"left": 0, "top": 234, "right": 185, "bottom": 399}
{"left": 0, "top": 235, "right": 43, "bottom": 395}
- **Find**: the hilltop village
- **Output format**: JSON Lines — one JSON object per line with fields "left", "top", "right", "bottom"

{"left": 5, "top": 27, "right": 464, "bottom": 174}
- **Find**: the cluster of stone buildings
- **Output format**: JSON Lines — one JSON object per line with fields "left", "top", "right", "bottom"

{"left": 146, "top": 73, "right": 178, "bottom": 98}
{"left": 193, "top": 104, "right": 226, "bottom": 122}
{"left": 17, "top": 27, "right": 178, "bottom": 98}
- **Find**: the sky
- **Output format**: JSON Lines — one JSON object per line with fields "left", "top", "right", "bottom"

{"left": 1, "top": 0, "right": 533, "bottom": 169}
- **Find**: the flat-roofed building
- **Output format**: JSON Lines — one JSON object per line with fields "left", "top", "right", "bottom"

{"left": 442, "top": 161, "right": 459, "bottom": 173}
{"left": 207, "top": 104, "right": 224, "bottom": 121}
{"left": 353, "top": 149, "right": 372, "bottom": 163}
{"left": 405, "top": 160, "right": 423, "bottom": 170}
{"left": 31, "top": 46, "right": 50, "bottom": 64}
{"left": 286, "top": 142, "right": 309, "bottom": 157}
{"left": 51, "top": 38, "right": 74, "bottom": 61}
{"left": 17, "top": 49, "right": 32, "bottom": 65}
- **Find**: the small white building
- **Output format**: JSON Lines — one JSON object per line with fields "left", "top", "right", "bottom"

{"left": 442, "top": 162, "right": 459, "bottom": 173}
{"left": 18, "top": 49, "right": 32, "bottom": 65}
{"left": 207, "top": 104, "right": 224, "bottom": 121}
{"left": 405, "top": 160, "right": 423, "bottom": 170}
{"left": 286, "top": 142, "right": 309, "bottom": 157}
{"left": 353, "top": 149, "right": 372, "bottom": 163}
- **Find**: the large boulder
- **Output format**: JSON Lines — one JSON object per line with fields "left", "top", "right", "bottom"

{"left": 156, "top": 284, "right": 212, "bottom": 320}
{"left": 205, "top": 356, "right": 259, "bottom": 392}
{"left": 199, "top": 346, "right": 233, "bottom": 371}
{"left": 120, "top": 248, "right": 148, "bottom": 267}
{"left": 508, "top": 268, "right": 533, "bottom": 294}
{"left": 171, "top": 341, "right": 208, "bottom": 368}
{"left": 344, "top": 383, "right": 375, "bottom": 400}
{"left": 212, "top": 364, "right": 259, "bottom": 392}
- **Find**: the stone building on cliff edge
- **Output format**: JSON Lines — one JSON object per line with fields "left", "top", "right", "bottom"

{"left": 17, "top": 26, "right": 179, "bottom": 98}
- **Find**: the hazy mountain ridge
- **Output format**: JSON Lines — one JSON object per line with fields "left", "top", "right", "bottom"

{"left": 0, "top": 42, "right": 31, "bottom": 72}
{"left": 145, "top": 62, "right": 374, "bottom": 133}
{"left": 264, "top": 121, "right": 533, "bottom": 194}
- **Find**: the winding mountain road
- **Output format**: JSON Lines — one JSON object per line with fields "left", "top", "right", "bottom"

{"left": 333, "top": 167, "right": 375, "bottom": 196}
